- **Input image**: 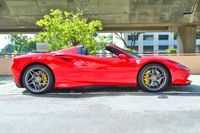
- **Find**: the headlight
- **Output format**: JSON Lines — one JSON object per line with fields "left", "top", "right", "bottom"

{"left": 168, "top": 59, "right": 189, "bottom": 69}
{"left": 176, "top": 63, "right": 189, "bottom": 69}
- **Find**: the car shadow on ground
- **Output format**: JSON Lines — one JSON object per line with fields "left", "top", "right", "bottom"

{"left": 22, "top": 85, "right": 200, "bottom": 99}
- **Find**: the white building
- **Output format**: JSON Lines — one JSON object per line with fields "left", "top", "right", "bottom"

{"left": 113, "top": 32, "right": 200, "bottom": 54}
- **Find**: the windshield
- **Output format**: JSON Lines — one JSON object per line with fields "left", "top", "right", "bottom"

{"left": 107, "top": 45, "right": 141, "bottom": 58}
{"left": 110, "top": 46, "right": 141, "bottom": 58}
{"left": 123, "top": 49, "right": 141, "bottom": 58}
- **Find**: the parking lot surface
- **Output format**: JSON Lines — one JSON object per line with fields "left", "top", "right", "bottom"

{"left": 0, "top": 75, "right": 200, "bottom": 133}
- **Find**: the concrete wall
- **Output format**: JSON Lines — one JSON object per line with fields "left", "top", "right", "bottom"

{"left": 0, "top": 55, "right": 200, "bottom": 75}
{"left": 160, "top": 55, "right": 200, "bottom": 74}
{"left": 0, "top": 57, "right": 13, "bottom": 75}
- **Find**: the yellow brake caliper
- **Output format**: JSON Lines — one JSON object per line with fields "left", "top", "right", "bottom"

{"left": 143, "top": 70, "right": 150, "bottom": 86}
{"left": 41, "top": 72, "right": 48, "bottom": 86}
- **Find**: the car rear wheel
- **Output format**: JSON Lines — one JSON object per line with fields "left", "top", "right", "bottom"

{"left": 22, "top": 64, "right": 54, "bottom": 94}
{"left": 138, "top": 63, "right": 169, "bottom": 92}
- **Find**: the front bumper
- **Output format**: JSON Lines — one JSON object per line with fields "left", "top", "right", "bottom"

{"left": 172, "top": 68, "right": 191, "bottom": 86}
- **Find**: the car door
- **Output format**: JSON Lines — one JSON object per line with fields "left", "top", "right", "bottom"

{"left": 75, "top": 55, "right": 138, "bottom": 85}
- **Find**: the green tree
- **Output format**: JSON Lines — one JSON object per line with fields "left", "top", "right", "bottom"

{"left": 35, "top": 9, "right": 103, "bottom": 54}
{"left": 26, "top": 39, "right": 37, "bottom": 52}
{"left": 167, "top": 48, "right": 177, "bottom": 54}
{"left": 173, "top": 32, "right": 178, "bottom": 40}
{"left": 1, "top": 34, "right": 36, "bottom": 54}
{"left": 98, "top": 34, "right": 113, "bottom": 50}
{"left": 9, "top": 34, "right": 29, "bottom": 53}
{"left": 1, "top": 44, "right": 14, "bottom": 54}
{"left": 197, "top": 32, "right": 200, "bottom": 39}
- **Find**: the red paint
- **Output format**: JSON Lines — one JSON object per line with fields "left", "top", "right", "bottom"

{"left": 11, "top": 45, "right": 191, "bottom": 89}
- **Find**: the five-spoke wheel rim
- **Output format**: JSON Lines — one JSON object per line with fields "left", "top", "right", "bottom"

{"left": 142, "top": 66, "right": 167, "bottom": 91}
{"left": 25, "top": 67, "right": 50, "bottom": 93}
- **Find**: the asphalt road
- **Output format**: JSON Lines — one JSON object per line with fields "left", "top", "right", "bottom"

{"left": 0, "top": 75, "right": 200, "bottom": 133}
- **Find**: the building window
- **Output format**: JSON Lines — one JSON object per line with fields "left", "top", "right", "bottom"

{"left": 143, "top": 35, "right": 153, "bottom": 41}
{"left": 128, "top": 35, "right": 138, "bottom": 40}
{"left": 143, "top": 46, "right": 153, "bottom": 53}
{"left": 159, "top": 35, "right": 169, "bottom": 40}
{"left": 159, "top": 46, "right": 169, "bottom": 54}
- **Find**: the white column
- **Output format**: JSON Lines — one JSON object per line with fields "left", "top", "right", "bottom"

{"left": 138, "top": 34, "right": 143, "bottom": 54}
{"left": 154, "top": 33, "right": 159, "bottom": 54}
{"left": 168, "top": 33, "right": 174, "bottom": 49}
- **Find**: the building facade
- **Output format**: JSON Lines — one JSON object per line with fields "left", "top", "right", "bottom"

{"left": 113, "top": 32, "right": 200, "bottom": 54}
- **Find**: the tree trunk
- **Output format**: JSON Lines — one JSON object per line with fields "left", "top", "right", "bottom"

{"left": 114, "top": 33, "right": 128, "bottom": 48}
{"left": 72, "top": 42, "right": 78, "bottom": 46}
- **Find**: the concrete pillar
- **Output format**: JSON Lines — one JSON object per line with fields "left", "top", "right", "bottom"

{"left": 154, "top": 33, "right": 159, "bottom": 54}
{"left": 177, "top": 26, "right": 196, "bottom": 53}
{"left": 138, "top": 34, "right": 143, "bottom": 54}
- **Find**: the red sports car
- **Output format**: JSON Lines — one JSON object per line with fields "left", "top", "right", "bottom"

{"left": 11, "top": 45, "right": 191, "bottom": 94}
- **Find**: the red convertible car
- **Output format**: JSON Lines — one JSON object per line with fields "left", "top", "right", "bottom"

{"left": 11, "top": 45, "right": 191, "bottom": 94}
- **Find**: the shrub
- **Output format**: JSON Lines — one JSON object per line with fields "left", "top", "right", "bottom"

{"left": 167, "top": 49, "right": 177, "bottom": 54}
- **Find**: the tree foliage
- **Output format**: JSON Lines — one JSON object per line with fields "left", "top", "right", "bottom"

{"left": 167, "top": 48, "right": 177, "bottom": 54}
{"left": 173, "top": 32, "right": 178, "bottom": 40}
{"left": 98, "top": 34, "right": 113, "bottom": 50}
{"left": 0, "top": 34, "right": 36, "bottom": 54}
{"left": 35, "top": 9, "right": 103, "bottom": 54}
{"left": 197, "top": 32, "right": 200, "bottom": 39}
{"left": 125, "top": 48, "right": 137, "bottom": 54}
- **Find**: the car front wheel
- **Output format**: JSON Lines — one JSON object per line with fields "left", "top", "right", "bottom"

{"left": 138, "top": 63, "right": 169, "bottom": 92}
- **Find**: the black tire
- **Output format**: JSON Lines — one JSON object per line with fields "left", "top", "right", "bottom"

{"left": 22, "top": 64, "right": 54, "bottom": 94}
{"left": 138, "top": 63, "right": 169, "bottom": 92}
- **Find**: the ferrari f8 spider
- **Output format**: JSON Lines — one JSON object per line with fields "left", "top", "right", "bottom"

{"left": 11, "top": 45, "right": 191, "bottom": 94}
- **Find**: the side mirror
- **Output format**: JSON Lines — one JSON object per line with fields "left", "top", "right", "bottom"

{"left": 118, "top": 54, "right": 128, "bottom": 60}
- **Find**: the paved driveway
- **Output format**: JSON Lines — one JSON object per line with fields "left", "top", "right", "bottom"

{"left": 0, "top": 75, "right": 200, "bottom": 133}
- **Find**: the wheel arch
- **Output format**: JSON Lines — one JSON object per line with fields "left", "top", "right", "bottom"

{"left": 19, "top": 62, "right": 55, "bottom": 88}
{"left": 137, "top": 62, "right": 172, "bottom": 86}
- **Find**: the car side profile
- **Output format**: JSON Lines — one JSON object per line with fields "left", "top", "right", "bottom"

{"left": 11, "top": 45, "right": 191, "bottom": 94}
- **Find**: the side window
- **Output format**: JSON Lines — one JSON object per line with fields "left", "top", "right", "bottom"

{"left": 96, "top": 46, "right": 125, "bottom": 58}
{"left": 96, "top": 50, "right": 117, "bottom": 58}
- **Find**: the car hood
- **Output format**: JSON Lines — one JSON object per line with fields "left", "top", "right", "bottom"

{"left": 138, "top": 55, "right": 179, "bottom": 65}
